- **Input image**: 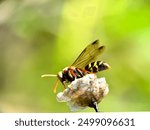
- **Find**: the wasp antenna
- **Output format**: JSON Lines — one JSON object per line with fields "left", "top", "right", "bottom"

{"left": 41, "top": 74, "right": 57, "bottom": 78}
{"left": 53, "top": 79, "right": 59, "bottom": 93}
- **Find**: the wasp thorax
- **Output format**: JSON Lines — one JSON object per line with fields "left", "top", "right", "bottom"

{"left": 57, "top": 66, "right": 91, "bottom": 86}
{"left": 63, "top": 67, "right": 70, "bottom": 71}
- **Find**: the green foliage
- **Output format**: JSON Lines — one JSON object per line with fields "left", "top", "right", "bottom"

{"left": 0, "top": 0, "right": 150, "bottom": 112}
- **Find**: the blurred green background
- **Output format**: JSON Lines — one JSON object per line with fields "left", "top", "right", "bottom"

{"left": 0, "top": 0, "right": 150, "bottom": 112}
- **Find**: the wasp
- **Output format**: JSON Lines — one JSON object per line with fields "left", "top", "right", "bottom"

{"left": 42, "top": 40, "right": 110, "bottom": 93}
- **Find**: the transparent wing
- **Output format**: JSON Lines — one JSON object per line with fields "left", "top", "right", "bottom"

{"left": 71, "top": 40, "right": 105, "bottom": 68}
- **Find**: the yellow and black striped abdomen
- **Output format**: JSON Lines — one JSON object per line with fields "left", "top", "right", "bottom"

{"left": 85, "top": 61, "right": 110, "bottom": 73}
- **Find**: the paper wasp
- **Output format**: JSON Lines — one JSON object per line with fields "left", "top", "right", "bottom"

{"left": 42, "top": 40, "right": 110, "bottom": 93}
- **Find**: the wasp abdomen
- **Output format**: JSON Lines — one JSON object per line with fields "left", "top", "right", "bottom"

{"left": 85, "top": 61, "right": 110, "bottom": 73}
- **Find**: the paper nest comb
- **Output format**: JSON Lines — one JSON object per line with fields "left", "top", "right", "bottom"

{"left": 57, "top": 74, "right": 109, "bottom": 112}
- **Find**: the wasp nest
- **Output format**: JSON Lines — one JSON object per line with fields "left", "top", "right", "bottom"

{"left": 57, "top": 74, "right": 109, "bottom": 112}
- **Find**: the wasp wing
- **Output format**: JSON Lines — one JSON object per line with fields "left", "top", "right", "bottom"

{"left": 71, "top": 40, "right": 105, "bottom": 69}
